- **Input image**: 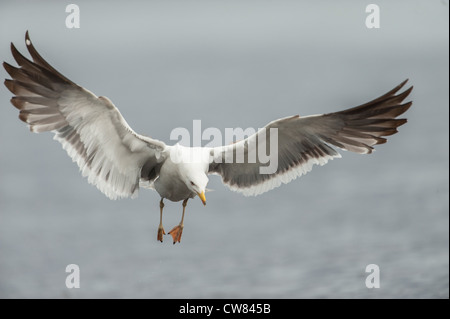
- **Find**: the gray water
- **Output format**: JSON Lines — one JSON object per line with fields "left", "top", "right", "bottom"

{"left": 0, "top": 1, "right": 448, "bottom": 298}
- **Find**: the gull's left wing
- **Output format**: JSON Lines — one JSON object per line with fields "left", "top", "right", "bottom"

{"left": 4, "top": 32, "right": 167, "bottom": 200}
{"left": 208, "top": 80, "right": 413, "bottom": 196}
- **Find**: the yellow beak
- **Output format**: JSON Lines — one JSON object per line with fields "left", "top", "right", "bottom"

{"left": 197, "top": 191, "right": 206, "bottom": 206}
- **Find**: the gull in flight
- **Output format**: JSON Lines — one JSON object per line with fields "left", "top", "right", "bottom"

{"left": 4, "top": 32, "right": 413, "bottom": 244}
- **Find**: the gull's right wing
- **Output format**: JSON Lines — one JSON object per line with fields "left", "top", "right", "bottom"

{"left": 4, "top": 32, "right": 168, "bottom": 200}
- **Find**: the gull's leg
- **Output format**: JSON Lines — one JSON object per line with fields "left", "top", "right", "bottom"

{"left": 168, "top": 198, "right": 188, "bottom": 244}
{"left": 157, "top": 198, "right": 166, "bottom": 242}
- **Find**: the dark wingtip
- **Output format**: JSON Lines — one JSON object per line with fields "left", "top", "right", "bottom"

{"left": 10, "top": 41, "right": 27, "bottom": 66}
{"left": 393, "top": 79, "right": 409, "bottom": 93}
{"left": 4, "top": 79, "right": 14, "bottom": 93}
{"left": 405, "top": 85, "right": 414, "bottom": 95}
{"left": 21, "top": 30, "right": 74, "bottom": 85}
{"left": 18, "top": 112, "right": 28, "bottom": 123}
{"left": 3, "top": 61, "right": 15, "bottom": 77}
{"left": 10, "top": 97, "right": 23, "bottom": 110}
{"left": 396, "top": 118, "right": 408, "bottom": 127}
{"left": 25, "top": 31, "right": 32, "bottom": 48}
{"left": 401, "top": 101, "right": 413, "bottom": 114}
{"left": 407, "top": 85, "right": 414, "bottom": 99}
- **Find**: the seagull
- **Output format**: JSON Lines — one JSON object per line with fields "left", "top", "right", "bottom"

{"left": 4, "top": 32, "right": 412, "bottom": 244}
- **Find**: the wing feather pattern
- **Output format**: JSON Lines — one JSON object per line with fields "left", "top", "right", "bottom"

{"left": 209, "top": 80, "right": 413, "bottom": 196}
{"left": 4, "top": 32, "right": 167, "bottom": 199}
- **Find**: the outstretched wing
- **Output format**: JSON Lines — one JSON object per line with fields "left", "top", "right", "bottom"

{"left": 209, "top": 80, "right": 413, "bottom": 196}
{"left": 4, "top": 31, "right": 167, "bottom": 200}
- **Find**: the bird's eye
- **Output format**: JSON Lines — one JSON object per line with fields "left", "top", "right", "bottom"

{"left": 190, "top": 181, "right": 195, "bottom": 186}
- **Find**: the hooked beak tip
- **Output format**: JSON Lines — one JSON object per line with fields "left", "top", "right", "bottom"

{"left": 198, "top": 191, "right": 206, "bottom": 206}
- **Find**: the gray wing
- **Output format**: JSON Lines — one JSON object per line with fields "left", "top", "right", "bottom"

{"left": 208, "top": 80, "right": 413, "bottom": 196}
{"left": 4, "top": 32, "right": 167, "bottom": 200}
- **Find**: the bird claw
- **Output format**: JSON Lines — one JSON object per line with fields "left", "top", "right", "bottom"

{"left": 168, "top": 225, "right": 183, "bottom": 244}
{"left": 157, "top": 226, "right": 166, "bottom": 243}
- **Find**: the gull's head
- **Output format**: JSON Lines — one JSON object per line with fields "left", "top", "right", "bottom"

{"left": 173, "top": 145, "right": 209, "bottom": 205}
{"left": 182, "top": 165, "right": 209, "bottom": 206}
